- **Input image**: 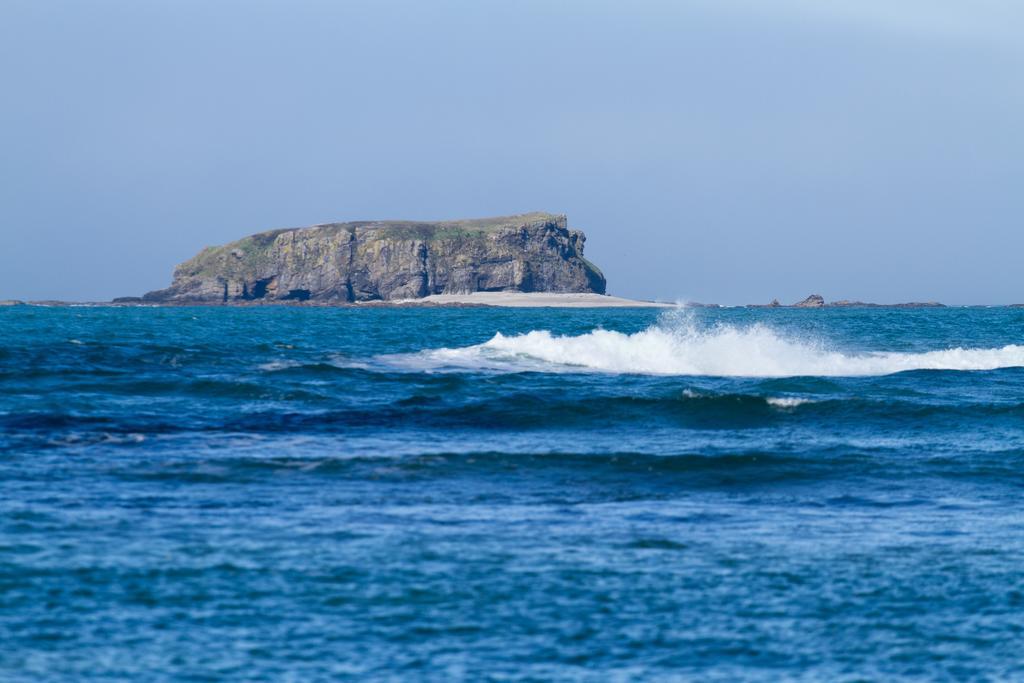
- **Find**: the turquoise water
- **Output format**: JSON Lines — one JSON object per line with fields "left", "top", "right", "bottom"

{"left": 3, "top": 305, "right": 1024, "bottom": 680}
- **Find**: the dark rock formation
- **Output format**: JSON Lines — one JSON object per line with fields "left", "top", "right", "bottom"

{"left": 792, "top": 295, "right": 945, "bottom": 308}
{"left": 143, "top": 212, "right": 606, "bottom": 303}
{"left": 793, "top": 294, "right": 825, "bottom": 308}
{"left": 889, "top": 302, "right": 945, "bottom": 308}
{"left": 747, "top": 295, "right": 950, "bottom": 309}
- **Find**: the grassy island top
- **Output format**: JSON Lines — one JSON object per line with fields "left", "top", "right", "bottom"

{"left": 226, "top": 212, "right": 565, "bottom": 248}
{"left": 311, "top": 211, "right": 566, "bottom": 241}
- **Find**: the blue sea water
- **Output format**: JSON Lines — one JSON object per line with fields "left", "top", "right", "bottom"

{"left": 3, "top": 305, "right": 1024, "bottom": 681}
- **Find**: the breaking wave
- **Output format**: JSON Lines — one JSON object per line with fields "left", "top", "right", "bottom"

{"left": 383, "top": 310, "right": 1024, "bottom": 378}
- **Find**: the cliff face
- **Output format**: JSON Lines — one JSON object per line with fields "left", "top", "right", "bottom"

{"left": 143, "top": 212, "right": 606, "bottom": 303}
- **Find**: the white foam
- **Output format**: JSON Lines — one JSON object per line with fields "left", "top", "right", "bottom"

{"left": 766, "top": 397, "right": 815, "bottom": 408}
{"left": 258, "top": 360, "right": 302, "bottom": 372}
{"left": 381, "top": 309, "right": 1024, "bottom": 378}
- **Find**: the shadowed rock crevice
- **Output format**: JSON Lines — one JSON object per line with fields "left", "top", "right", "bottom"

{"left": 283, "top": 289, "right": 311, "bottom": 301}
{"left": 143, "top": 212, "right": 606, "bottom": 303}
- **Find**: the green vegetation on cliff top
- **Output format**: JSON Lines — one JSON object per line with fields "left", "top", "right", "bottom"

{"left": 321, "top": 211, "right": 563, "bottom": 241}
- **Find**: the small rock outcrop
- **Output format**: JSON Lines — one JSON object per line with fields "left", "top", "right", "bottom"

{"left": 782, "top": 296, "right": 946, "bottom": 308}
{"left": 793, "top": 294, "right": 825, "bottom": 308}
{"left": 143, "top": 212, "right": 606, "bottom": 303}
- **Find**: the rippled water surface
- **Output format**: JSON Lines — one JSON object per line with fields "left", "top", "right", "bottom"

{"left": 3, "top": 305, "right": 1024, "bottom": 681}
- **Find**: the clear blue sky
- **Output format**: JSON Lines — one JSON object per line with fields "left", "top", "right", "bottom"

{"left": 1, "top": 0, "right": 1022, "bottom": 304}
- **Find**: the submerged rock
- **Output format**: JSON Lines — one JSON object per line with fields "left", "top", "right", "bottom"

{"left": 143, "top": 212, "right": 606, "bottom": 303}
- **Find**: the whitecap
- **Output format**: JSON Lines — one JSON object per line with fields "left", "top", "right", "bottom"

{"left": 765, "top": 397, "right": 815, "bottom": 408}
{"left": 378, "top": 309, "right": 1024, "bottom": 378}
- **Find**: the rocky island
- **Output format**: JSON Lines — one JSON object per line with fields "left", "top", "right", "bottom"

{"left": 751, "top": 294, "right": 946, "bottom": 309}
{"left": 142, "top": 212, "right": 606, "bottom": 304}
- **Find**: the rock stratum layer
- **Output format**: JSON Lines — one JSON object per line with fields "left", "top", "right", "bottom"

{"left": 143, "top": 212, "right": 606, "bottom": 303}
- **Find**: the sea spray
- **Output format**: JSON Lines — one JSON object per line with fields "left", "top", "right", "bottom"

{"left": 384, "top": 307, "right": 1024, "bottom": 377}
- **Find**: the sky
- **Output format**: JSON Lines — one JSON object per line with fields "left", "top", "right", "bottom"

{"left": 1, "top": 0, "right": 1022, "bottom": 304}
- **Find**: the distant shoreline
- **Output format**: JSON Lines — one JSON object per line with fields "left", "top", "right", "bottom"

{"left": 1, "top": 293, "right": 670, "bottom": 309}
{"left": 4, "top": 293, "right": 1024, "bottom": 309}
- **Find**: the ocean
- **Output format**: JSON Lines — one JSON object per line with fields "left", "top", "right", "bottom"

{"left": 3, "top": 304, "right": 1024, "bottom": 681}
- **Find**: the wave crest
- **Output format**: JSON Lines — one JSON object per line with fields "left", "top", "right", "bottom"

{"left": 385, "top": 310, "right": 1024, "bottom": 377}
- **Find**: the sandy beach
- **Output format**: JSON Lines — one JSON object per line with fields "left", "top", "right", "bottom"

{"left": 390, "top": 292, "right": 674, "bottom": 308}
